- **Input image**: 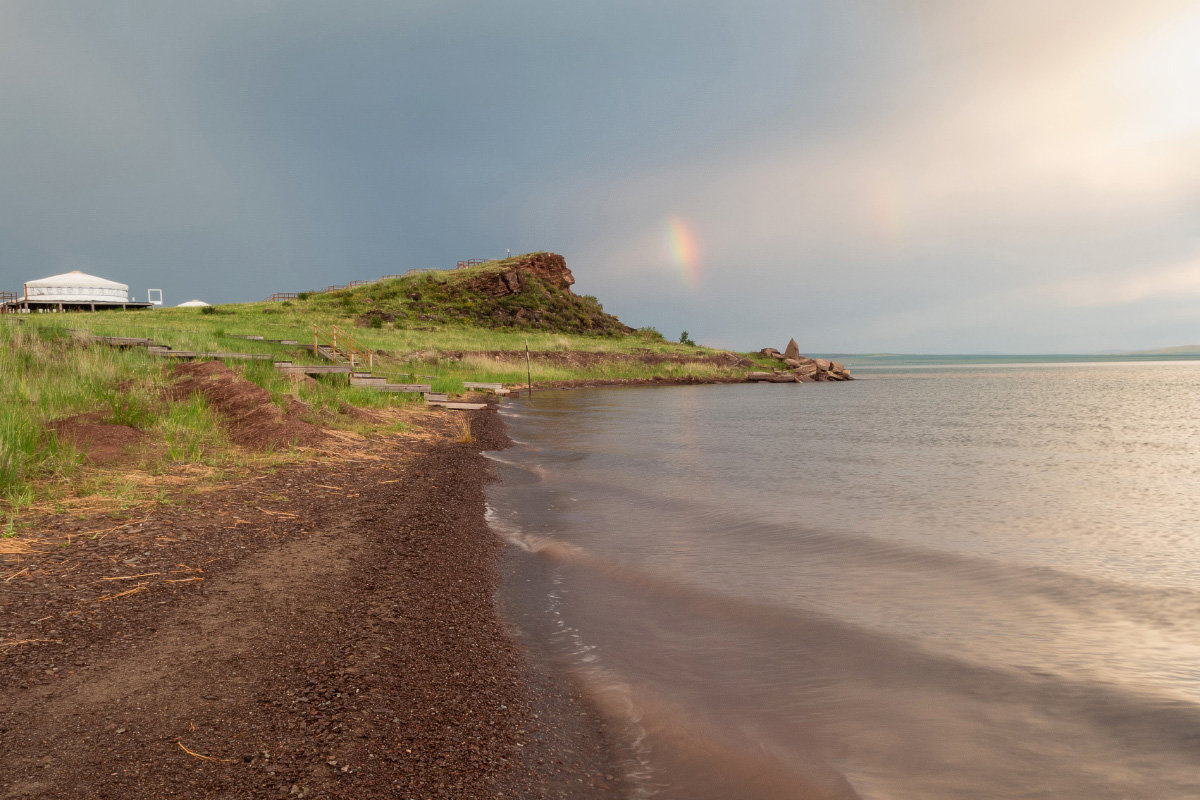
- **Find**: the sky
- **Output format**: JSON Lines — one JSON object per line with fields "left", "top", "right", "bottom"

{"left": 2, "top": 0, "right": 1199, "bottom": 353}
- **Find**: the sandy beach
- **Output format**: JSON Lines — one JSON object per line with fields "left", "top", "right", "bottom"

{"left": 0, "top": 409, "right": 627, "bottom": 799}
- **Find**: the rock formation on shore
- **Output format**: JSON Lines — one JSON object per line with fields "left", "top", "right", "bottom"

{"left": 748, "top": 342, "right": 852, "bottom": 382}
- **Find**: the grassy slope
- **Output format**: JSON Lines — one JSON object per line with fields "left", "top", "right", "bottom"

{"left": 0, "top": 254, "right": 768, "bottom": 515}
{"left": 50, "top": 254, "right": 768, "bottom": 390}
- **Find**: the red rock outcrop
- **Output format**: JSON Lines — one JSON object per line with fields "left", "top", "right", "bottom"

{"left": 463, "top": 252, "right": 575, "bottom": 298}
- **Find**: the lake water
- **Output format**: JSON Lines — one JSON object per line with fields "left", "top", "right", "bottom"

{"left": 485, "top": 360, "right": 1200, "bottom": 799}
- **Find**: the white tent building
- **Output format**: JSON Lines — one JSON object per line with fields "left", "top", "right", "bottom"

{"left": 24, "top": 271, "right": 129, "bottom": 303}
{"left": 4, "top": 270, "right": 154, "bottom": 312}
{"left": 177, "top": 299, "right": 211, "bottom": 307}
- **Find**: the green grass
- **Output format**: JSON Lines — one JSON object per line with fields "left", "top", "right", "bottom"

{"left": 0, "top": 253, "right": 761, "bottom": 506}
{"left": 0, "top": 321, "right": 140, "bottom": 493}
{"left": 0, "top": 318, "right": 407, "bottom": 508}
{"left": 57, "top": 308, "right": 747, "bottom": 392}
{"left": 18, "top": 256, "right": 751, "bottom": 395}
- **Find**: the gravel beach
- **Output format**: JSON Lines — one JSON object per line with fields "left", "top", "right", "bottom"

{"left": 1, "top": 409, "right": 627, "bottom": 799}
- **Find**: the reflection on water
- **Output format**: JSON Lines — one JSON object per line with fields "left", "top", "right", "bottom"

{"left": 486, "top": 363, "right": 1200, "bottom": 799}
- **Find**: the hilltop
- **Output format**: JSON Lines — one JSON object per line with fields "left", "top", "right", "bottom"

{"left": 292, "top": 252, "right": 632, "bottom": 336}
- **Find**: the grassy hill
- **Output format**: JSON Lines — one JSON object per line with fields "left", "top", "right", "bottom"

{"left": 0, "top": 253, "right": 768, "bottom": 515}
{"left": 298, "top": 252, "right": 631, "bottom": 335}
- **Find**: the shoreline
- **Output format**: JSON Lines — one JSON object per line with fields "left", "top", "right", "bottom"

{"left": 0, "top": 410, "right": 627, "bottom": 799}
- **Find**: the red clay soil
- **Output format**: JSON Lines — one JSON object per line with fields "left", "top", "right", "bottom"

{"left": 170, "top": 362, "right": 325, "bottom": 450}
{"left": 0, "top": 411, "right": 627, "bottom": 799}
{"left": 49, "top": 414, "right": 145, "bottom": 467}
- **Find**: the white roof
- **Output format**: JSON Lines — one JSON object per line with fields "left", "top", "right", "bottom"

{"left": 25, "top": 270, "right": 128, "bottom": 292}
{"left": 177, "top": 299, "right": 211, "bottom": 307}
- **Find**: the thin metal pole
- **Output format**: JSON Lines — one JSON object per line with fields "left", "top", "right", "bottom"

{"left": 525, "top": 339, "right": 532, "bottom": 400}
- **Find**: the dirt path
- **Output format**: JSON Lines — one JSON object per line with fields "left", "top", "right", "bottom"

{"left": 1, "top": 411, "right": 626, "bottom": 799}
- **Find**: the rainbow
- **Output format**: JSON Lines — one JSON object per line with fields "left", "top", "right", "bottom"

{"left": 666, "top": 216, "right": 700, "bottom": 287}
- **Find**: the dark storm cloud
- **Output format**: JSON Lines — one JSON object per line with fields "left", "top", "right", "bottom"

{"left": 3, "top": 1, "right": 1199, "bottom": 351}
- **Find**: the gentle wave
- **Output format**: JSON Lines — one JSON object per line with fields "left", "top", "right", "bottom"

{"left": 488, "top": 372, "right": 1200, "bottom": 798}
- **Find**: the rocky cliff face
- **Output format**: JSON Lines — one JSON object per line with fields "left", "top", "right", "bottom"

{"left": 462, "top": 252, "right": 575, "bottom": 298}
{"left": 372, "top": 252, "right": 628, "bottom": 335}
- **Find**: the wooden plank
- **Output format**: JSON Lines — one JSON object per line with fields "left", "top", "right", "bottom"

{"left": 159, "top": 352, "right": 273, "bottom": 361}
{"left": 426, "top": 401, "right": 488, "bottom": 410}
{"left": 463, "top": 381, "right": 505, "bottom": 390}
{"left": 376, "top": 383, "right": 432, "bottom": 393}
{"left": 422, "top": 392, "right": 449, "bottom": 401}
{"left": 275, "top": 364, "right": 352, "bottom": 374}
{"left": 86, "top": 335, "right": 155, "bottom": 346}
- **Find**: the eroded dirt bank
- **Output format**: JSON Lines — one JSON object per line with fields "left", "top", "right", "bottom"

{"left": 1, "top": 411, "right": 626, "bottom": 799}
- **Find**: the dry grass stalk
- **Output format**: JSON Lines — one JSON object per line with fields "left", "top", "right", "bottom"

{"left": 255, "top": 507, "right": 298, "bottom": 517}
{"left": 79, "top": 518, "right": 149, "bottom": 538}
{"left": 176, "top": 740, "right": 236, "bottom": 763}
{"left": 100, "top": 572, "right": 162, "bottom": 581}
{"left": 453, "top": 412, "right": 474, "bottom": 444}
{"left": 97, "top": 583, "right": 147, "bottom": 602}
{"left": 165, "top": 577, "right": 203, "bottom": 584}
{"left": 0, "top": 638, "right": 62, "bottom": 652}
{"left": 4, "top": 567, "right": 30, "bottom": 582}
{"left": 0, "top": 539, "right": 32, "bottom": 555}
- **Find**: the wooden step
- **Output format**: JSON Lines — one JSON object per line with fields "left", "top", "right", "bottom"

{"left": 422, "top": 392, "right": 449, "bottom": 402}
{"left": 463, "top": 381, "right": 505, "bottom": 391}
{"left": 376, "top": 383, "right": 432, "bottom": 393}
{"left": 314, "top": 345, "right": 347, "bottom": 364}
{"left": 275, "top": 363, "right": 352, "bottom": 374}
{"left": 84, "top": 335, "right": 156, "bottom": 347}
{"left": 158, "top": 351, "right": 273, "bottom": 360}
{"left": 426, "top": 400, "right": 488, "bottom": 410}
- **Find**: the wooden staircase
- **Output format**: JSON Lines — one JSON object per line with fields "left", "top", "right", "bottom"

{"left": 72, "top": 326, "right": 502, "bottom": 409}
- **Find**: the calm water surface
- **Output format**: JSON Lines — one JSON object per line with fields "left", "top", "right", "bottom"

{"left": 485, "top": 361, "right": 1200, "bottom": 799}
